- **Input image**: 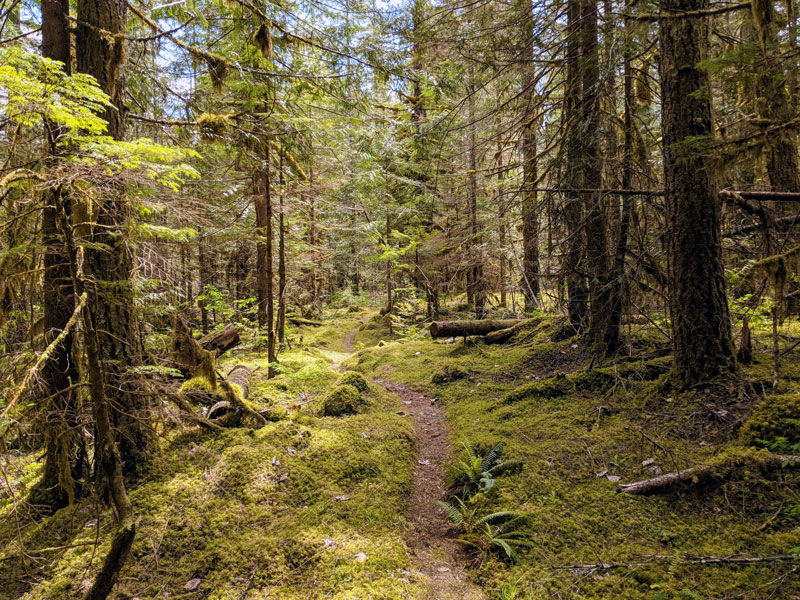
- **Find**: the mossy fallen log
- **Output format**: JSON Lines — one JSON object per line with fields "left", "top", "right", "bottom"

{"left": 429, "top": 319, "right": 521, "bottom": 339}
{"left": 483, "top": 319, "right": 532, "bottom": 344}
{"left": 617, "top": 450, "right": 799, "bottom": 495}
{"left": 289, "top": 317, "right": 323, "bottom": 327}
{"left": 199, "top": 323, "right": 240, "bottom": 355}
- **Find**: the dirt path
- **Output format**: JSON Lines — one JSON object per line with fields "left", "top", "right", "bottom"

{"left": 339, "top": 321, "right": 483, "bottom": 598}
{"left": 343, "top": 324, "right": 359, "bottom": 354}
{"left": 374, "top": 379, "right": 485, "bottom": 600}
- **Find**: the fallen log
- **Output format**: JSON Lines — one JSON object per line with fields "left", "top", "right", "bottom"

{"left": 430, "top": 319, "right": 522, "bottom": 339}
{"left": 199, "top": 323, "right": 240, "bottom": 355}
{"left": 289, "top": 317, "right": 323, "bottom": 327}
{"left": 617, "top": 451, "right": 799, "bottom": 495}
{"left": 484, "top": 319, "right": 532, "bottom": 344}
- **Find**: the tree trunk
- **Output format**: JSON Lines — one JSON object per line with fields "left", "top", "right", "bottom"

{"left": 76, "top": 0, "right": 154, "bottom": 479}
{"left": 660, "top": 0, "right": 736, "bottom": 387}
{"left": 255, "top": 141, "right": 277, "bottom": 377}
{"left": 466, "top": 63, "right": 485, "bottom": 319}
{"left": 518, "top": 0, "right": 541, "bottom": 312}
{"left": 603, "top": 36, "right": 634, "bottom": 354}
{"left": 31, "top": 0, "right": 86, "bottom": 511}
{"left": 278, "top": 150, "right": 287, "bottom": 346}
{"left": 199, "top": 324, "right": 240, "bottom": 355}
{"left": 581, "top": 0, "right": 614, "bottom": 353}
{"left": 563, "top": 0, "right": 589, "bottom": 332}
{"left": 751, "top": 0, "right": 800, "bottom": 192}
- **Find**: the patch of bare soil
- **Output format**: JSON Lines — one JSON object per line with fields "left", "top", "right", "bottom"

{"left": 373, "top": 379, "right": 485, "bottom": 600}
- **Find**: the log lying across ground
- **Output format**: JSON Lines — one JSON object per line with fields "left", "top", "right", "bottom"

{"left": 617, "top": 452, "right": 799, "bottom": 495}
{"left": 289, "top": 317, "right": 323, "bottom": 327}
{"left": 199, "top": 323, "right": 240, "bottom": 355}
{"left": 430, "top": 319, "right": 522, "bottom": 339}
{"left": 484, "top": 319, "right": 533, "bottom": 344}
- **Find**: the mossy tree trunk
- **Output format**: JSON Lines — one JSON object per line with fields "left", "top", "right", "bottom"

{"left": 255, "top": 140, "right": 277, "bottom": 376}
{"left": 76, "top": 0, "right": 155, "bottom": 479}
{"left": 31, "top": 0, "right": 87, "bottom": 510}
{"left": 580, "top": 0, "right": 614, "bottom": 353}
{"left": 563, "top": 0, "right": 589, "bottom": 332}
{"left": 751, "top": 0, "right": 800, "bottom": 192}
{"left": 660, "top": 0, "right": 736, "bottom": 387}
{"left": 517, "top": 0, "right": 541, "bottom": 312}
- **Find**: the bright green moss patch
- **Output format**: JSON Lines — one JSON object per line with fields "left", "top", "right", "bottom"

{"left": 337, "top": 370, "right": 369, "bottom": 393}
{"left": 740, "top": 393, "right": 800, "bottom": 445}
{"left": 323, "top": 384, "right": 364, "bottom": 416}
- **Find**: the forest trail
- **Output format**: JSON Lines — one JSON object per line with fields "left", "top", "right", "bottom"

{"left": 374, "top": 379, "right": 485, "bottom": 600}
{"left": 340, "top": 324, "right": 484, "bottom": 598}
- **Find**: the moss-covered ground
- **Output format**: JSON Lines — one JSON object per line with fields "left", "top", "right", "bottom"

{"left": 0, "top": 306, "right": 426, "bottom": 599}
{"left": 343, "top": 315, "right": 800, "bottom": 600}
{"left": 2, "top": 304, "right": 799, "bottom": 600}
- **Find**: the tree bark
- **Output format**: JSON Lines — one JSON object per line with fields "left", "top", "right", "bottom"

{"left": 77, "top": 0, "right": 154, "bottom": 478}
{"left": 255, "top": 141, "right": 277, "bottom": 377}
{"left": 278, "top": 149, "right": 287, "bottom": 346}
{"left": 31, "top": 0, "right": 87, "bottom": 510}
{"left": 581, "top": 0, "right": 614, "bottom": 353}
{"left": 518, "top": 0, "right": 541, "bottom": 312}
{"left": 660, "top": 0, "right": 736, "bottom": 387}
{"left": 563, "top": 0, "right": 589, "bottom": 332}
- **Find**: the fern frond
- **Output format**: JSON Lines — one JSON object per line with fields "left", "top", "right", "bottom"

{"left": 475, "top": 510, "right": 522, "bottom": 526}
{"left": 488, "top": 459, "right": 523, "bottom": 476}
{"left": 480, "top": 442, "right": 506, "bottom": 472}
{"left": 436, "top": 500, "right": 464, "bottom": 525}
{"left": 493, "top": 537, "right": 517, "bottom": 560}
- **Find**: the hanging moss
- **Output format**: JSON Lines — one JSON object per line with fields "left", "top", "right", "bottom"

{"left": 253, "top": 22, "right": 273, "bottom": 59}
{"left": 197, "top": 112, "right": 233, "bottom": 139}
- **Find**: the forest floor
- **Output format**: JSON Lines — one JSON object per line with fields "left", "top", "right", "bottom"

{"left": 2, "top": 301, "right": 800, "bottom": 600}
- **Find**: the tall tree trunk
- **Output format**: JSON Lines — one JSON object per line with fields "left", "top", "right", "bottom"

{"left": 752, "top": 0, "right": 800, "bottom": 191}
{"left": 497, "top": 143, "right": 508, "bottom": 308}
{"left": 31, "top": 0, "right": 86, "bottom": 510}
{"left": 467, "top": 63, "right": 485, "bottom": 319}
{"left": 198, "top": 234, "right": 209, "bottom": 333}
{"left": 563, "top": 0, "right": 589, "bottom": 331}
{"left": 582, "top": 0, "right": 614, "bottom": 352}
{"left": 255, "top": 141, "right": 276, "bottom": 376}
{"left": 277, "top": 150, "right": 286, "bottom": 346}
{"left": 604, "top": 27, "right": 634, "bottom": 354}
{"left": 385, "top": 212, "right": 393, "bottom": 314}
{"left": 76, "top": 0, "right": 154, "bottom": 479}
{"left": 660, "top": 0, "right": 736, "bottom": 387}
{"left": 518, "top": 0, "right": 541, "bottom": 312}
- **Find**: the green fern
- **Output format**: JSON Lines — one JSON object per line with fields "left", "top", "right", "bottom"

{"left": 447, "top": 440, "right": 523, "bottom": 499}
{"left": 436, "top": 500, "right": 532, "bottom": 564}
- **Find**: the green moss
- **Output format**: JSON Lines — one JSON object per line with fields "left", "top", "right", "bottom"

{"left": 323, "top": 384, "right": 365, "bottom": 417}
{"left": 179, "top": 376, "right": 215, "bottom": 393}
{"left": 503, "top": 373, "right": 572, "bottom": 404}
{"left": 337, "top": 370, "right": 369, "bottom": 393}
{"left": 432, "top": 365, "right": 469, "bottom": 384}
{"left": 740, "top": 393, "right": 800, "bottom": 445}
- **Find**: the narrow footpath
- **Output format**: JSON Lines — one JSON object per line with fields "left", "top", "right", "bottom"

{"left": 343, "top": 323, "right": 485, "bottom": 599}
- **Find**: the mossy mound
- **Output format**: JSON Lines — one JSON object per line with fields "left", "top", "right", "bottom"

{"left": 338, "top": 370, "right": 369, "bottom": 393}
{"left": 740, "top": 393, "right": 800, "bottom": 445}
{"left": 432, "top": 365, "right": 469, "bottom": 384}
{"left": 323, "top": 384, "right": 365, "bottom": 416}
